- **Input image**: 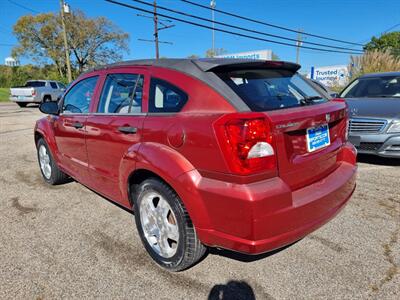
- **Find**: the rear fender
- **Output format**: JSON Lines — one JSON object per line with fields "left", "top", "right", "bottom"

{"left": 120, "top": 142, "right": 211, "bottom": 229}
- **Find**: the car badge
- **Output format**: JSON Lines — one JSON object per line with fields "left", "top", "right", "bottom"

{"left": 325, "top": 113, "right": 331, "bottom": 122}
{"left": 351, "top": 108, "right": 358, "bottom": 116}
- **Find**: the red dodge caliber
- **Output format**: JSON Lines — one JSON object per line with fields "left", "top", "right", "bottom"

{"left": 35, "top": 59, "right": 357, "bottom": 271}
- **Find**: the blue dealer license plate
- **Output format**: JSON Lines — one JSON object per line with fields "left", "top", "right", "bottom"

{"left": 306, "top": 124, "right": 330, "bottom": 152}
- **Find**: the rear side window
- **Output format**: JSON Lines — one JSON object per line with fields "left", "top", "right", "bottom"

{"left": 216, "top": 69, "right": 327, "bottom": 111}
{"left": 62, "top": 76, "right": 98, "bottom": 114}
{"left": 98, "top": 73, "right": 143, "bottom": 114}
{"left": 50, "top": 82, "right": 58, "bottom": 89}
{"left": 149, "top": 78, "right": 188, "bottom": 113}
{"left": 25, "top": 81, "right": 45, "bottom": 87}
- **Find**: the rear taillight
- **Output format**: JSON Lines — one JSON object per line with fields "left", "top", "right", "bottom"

{"left": 214, "top": 113, "right": 276, "bottom": 175}
{"left": 31, "top": 89, "right": 36, "bottom": 96}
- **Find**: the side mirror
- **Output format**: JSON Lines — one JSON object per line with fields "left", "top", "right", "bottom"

{"left": 39, "top": 101, "right": 59, "bottom": 115}
{"left": 330, "top": 92, "right": 339, "bottom": 98}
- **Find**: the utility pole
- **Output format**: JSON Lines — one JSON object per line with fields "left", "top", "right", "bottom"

{"left": 210, "top": 0, "right": 216, "bottom": 57}
{"left": 153, "top": 0, "right": 159, "bottom": 59}
{"left": 296, "top": 29, "right": 303, "bottom": 64}
{"left": 137, "top": 2, "right": 174, "bottom": 59}
{"left": 60, "top": 0, "right": 72, "bottom": 82}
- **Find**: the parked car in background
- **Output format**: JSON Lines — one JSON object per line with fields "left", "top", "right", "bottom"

{"left": 10, "top": 80, "right": 66, "bottom": 107}
{"left": 340, "top": 72, "right": 400, "bottom": 158}
{"left": 35, "top": 59, "right": 356, "bottom": 271}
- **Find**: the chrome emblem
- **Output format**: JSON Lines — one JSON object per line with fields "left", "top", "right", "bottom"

{"left": 350, "top": 107, "right": 358, "bottom": 116}
{"left": 325, "top": 113, "right": 331, "bottom": 122}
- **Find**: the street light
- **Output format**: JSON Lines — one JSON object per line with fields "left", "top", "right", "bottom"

{"left": 210, "top": 0, "right": 216, "bottom": 57}
{"left": 63, "top": 2, "right": 70, "bottom": 14}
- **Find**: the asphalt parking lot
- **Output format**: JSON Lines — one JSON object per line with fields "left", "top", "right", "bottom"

{"left": 0, "top": 102, "right": 399, "bottom": 299}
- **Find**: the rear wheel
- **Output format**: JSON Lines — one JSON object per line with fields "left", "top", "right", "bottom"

{"left": 36, "top": 138, "right": 69, "bottom": 185}
{"left": 16, "top": 102, "right": 28, "bottom": 108}
{"left": 133, "top": 178, "right": 206, "bottom": 271}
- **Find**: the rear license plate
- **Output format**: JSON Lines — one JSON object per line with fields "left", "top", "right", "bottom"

{"left": 306, "top": 124, "right": 330, "bottom": 152}
{"left": 17, "top": 96, "right": 25, "bottom": 100}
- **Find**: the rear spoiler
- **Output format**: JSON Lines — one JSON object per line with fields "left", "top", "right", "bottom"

{"left": 193, "top": 59, "right": 301, "bottom": 73}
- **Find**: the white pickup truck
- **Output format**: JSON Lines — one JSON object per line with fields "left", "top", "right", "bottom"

{"left": 10, "top": 80, "right": 66, "bottom": 107}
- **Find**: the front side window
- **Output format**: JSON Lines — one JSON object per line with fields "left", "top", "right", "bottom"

{"left": 50, "top": 82, "right": 58, "bottom": 89}
{"left": 216, "top": 69, "right": 328, "bottom": 111}
{"left": 62, "top": 76, "right": 98, "bottom": 114}
{"left": 149, "top": 78, "right": 188, "bottom": 113}
{"left": 97, "top": 73, "right": 143, "bottom": 114}
{"left": 341, "top": 76, "right": 400, "bottom": 98}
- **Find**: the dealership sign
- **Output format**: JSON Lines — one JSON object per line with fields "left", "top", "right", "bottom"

{"left": 216, "top": 49, "right": 272, "bottom": 60}
{"left": 309, "top": 65, "right": 348, "bottom": 86}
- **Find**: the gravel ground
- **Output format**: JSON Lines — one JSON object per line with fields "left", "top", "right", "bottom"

{"left": 0, "top": 102, "right": 399, "bottom": 299}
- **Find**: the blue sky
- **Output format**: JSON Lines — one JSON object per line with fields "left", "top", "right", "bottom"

{"left": 0, "top": 0, "right": 399, "bottom": 73}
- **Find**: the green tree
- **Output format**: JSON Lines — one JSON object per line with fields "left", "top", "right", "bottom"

{"left": 364, "top": 31, "right": 400, "bottom": 57}
{"left": 271, "top": 52, "right": 280, "bottom": 61}
{"left": 12, "top": 10, "right": 129, "bottom": 79}
{"left": 187, "top": 54, "right": 199, "bottom": 59}
{"left": 205, "top": 48, "right": 227, "bottom": 58}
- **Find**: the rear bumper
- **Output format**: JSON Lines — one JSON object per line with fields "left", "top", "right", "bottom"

{"left": 177, "top": 144, "right": 357, "bottom": 254}
{"left": 10, "top": 95, "right": 40, "bottom": 103}
{"left": 349, "top": 133, "right": 400, "bottom": 158}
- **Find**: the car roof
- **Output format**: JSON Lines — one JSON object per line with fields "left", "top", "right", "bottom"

{"left": 359, "top": 71, "right": 400, "bottom": 78}
{"left": 80, "top": 58, "right": 301, "bottom": 112}
{"left": 87, "top": 58, "right": 300, "bottom": 73}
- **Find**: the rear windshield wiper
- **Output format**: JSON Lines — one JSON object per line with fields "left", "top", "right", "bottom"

{"left": 300, "top": 96, "right": 323, "bottom": 105}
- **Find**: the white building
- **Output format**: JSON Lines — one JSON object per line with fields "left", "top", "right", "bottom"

{"left": 216, "top": 49, "right": 272, "bottom": 60}
{"left": 5, "top": 57, "right": 19, "bottom": 67}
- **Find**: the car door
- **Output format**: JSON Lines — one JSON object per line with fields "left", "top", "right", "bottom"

{"left": 85, "top": 68, "right": 148, "bottom": 205}
{"left": 53, "top": 75, "right": 100, "bottom": 183}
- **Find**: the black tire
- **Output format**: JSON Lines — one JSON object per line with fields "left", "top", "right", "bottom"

{"left": 16, "top": 102, "right": 28, "bottom": 107}
{"left": 42, "top": 95, "right": 51, "bottom": 103}
{"left": 36, "top": 138, "right": 69, "bottom": 185}
{"left": 133, "top": 178, "right": 206, "bottom": 272}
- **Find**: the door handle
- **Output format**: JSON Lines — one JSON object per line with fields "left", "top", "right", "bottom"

{"left": 72, "top": 122, "right": 84, "bottom": 129}
{"left": 118, "top": 126, "right": 137, "bottom": 134}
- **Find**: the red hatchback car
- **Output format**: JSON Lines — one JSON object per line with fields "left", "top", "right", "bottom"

{"left": 35, "top": 59, "right": 357, "bottom": 271}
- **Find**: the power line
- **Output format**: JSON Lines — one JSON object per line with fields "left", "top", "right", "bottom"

{"left": 131, "top": 0, "right": 363, "bottom": 53}
{"left": 105, "top": 0, "right": 363, "bottom": 55}
{"left": 7, "top": 0, "right": 39, "bottom": 13}
{"left": 181, "top": 0, "right": 364, "bottom": 47}
{"left": 382, "top": 22, "right": 400, "bottom": 34}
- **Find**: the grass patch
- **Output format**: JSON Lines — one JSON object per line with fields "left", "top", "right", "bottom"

{"left": 0, "top": 88, "right": 10, "bottom": 102}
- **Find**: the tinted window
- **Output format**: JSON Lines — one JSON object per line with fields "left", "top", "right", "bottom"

{"left": 63, "top": 76, "right": 98, "bottom": 114}
{"left": 25, "top": 81, "right": 45, "bottom": 87}
{"left": 58, "top": 82, "right": 66, "bottom": 89}
{"left": 98, "top": 73, "right": 143, "bottom": 114}
{"left": 216, "top": 69, "right": 327, "bottom": 111}
{"left": 341, "top": 76, "right": 400, "bottom": 98}
{"left": 149, "top": 78, "right": 188, "bottom": 113}
{"left": 50, "top": 82, "right": 58, "bottom": 89}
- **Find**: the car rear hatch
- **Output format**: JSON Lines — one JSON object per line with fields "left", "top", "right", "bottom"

{"left": 267, "top": 101, "right": 347, "bottom": 190}
{"left": 211, "top": 61, "right": 348, "bottom": 189}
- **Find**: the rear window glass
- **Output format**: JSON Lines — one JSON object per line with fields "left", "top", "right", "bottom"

{"left": 216, "top": 69, "right": 327, "bottom": 111}
{"left": 25, "top": 81, "right": 46, "bottom": 87}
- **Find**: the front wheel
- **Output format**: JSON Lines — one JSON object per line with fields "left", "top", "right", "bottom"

{"left": 133, "top": 178, "right": 206, "bottom": 272}
{"left": 36, "top": 138, "right": 69, "bottom": 185}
